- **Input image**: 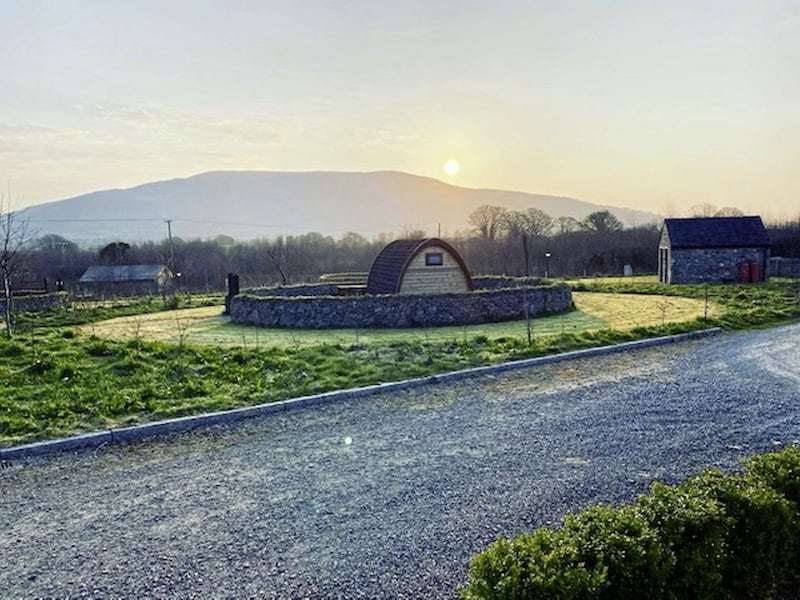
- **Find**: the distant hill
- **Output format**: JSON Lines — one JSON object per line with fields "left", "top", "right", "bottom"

{"left": 19, "top": 171, "right": 660, "bottom": 244}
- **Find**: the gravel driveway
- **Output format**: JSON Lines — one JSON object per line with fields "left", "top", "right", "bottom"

{"left": 2, "top": 324, "right": 799, "bottom": 599}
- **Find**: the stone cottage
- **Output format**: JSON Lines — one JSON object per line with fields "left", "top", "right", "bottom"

{"left": 366, "top": 238, "right": 473, "bottom": 295}
{"left": 658, "top": 216, "right": 771, "bottom": 284}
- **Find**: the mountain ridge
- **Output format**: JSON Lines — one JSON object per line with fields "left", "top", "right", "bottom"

{"left": 19, "top": 170, "right": 661, "bottom": 244}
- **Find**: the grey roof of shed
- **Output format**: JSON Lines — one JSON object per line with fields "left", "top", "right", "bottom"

{"left": 79, "top": 264, "right": 171, "bottom": 284}
{"left": 366, "top": 238, "right": 472, "bottom": 294}
{"left": 663, "top": 216, "right": 771, "bottom": 249}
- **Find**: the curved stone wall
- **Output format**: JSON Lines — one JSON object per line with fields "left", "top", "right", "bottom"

{"left": 247, "top": 283, "right": 339, "bottom": 297}
{"left": 229, "top": 282, "right": 572, "bottom": 329}
{"left": 471, "top": 276, "right": 549, "bottom": 290}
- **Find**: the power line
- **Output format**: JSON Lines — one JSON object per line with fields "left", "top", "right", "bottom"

{"left": 21, "top": 215, "right": 455, "bottom": 239}
{"left": 22, "top": 217, "right": 166, "bottom": 223}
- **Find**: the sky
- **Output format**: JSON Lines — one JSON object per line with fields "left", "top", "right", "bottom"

{"left": 1, "top": 0, "right": 798, "bottom": 219}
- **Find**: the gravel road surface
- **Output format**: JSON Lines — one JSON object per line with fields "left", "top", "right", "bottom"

{"left": 2, "top": 324, "right": 799, "bottom": 598}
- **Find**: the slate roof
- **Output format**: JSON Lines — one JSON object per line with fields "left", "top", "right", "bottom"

{"left": 366, "top": 238, "right": 472, "bottom": 294}
{"left": 79, "top": 264, "right": 171, "bottom": 284}
{"left": 663, "top": 216, "right": 771, "bottom": 249}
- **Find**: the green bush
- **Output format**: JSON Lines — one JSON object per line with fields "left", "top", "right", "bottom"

{"left": 563, "top": 505, "right": 672, "bottom": 599}
{"left": 685, "top": 470, "right": 798, "bottom": 597}
{"left": 746, "top": 444, "right": 800, "bottom": 506}
{"left": 462, "top": 530, "right": 605, "bottom": 600}
{"left": 746, "top": 446, "right": 800, "bottom": 590}
{"left": 463, "top": 446, "right": 800, "bottom": 599}
{"left": 636, "top": 482, "right": 728, "bottom": 596}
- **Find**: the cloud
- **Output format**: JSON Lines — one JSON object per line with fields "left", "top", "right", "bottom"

{"left": 1, "top": 101, "right": 287, "bottom": 171}
{"left": 71, "top": 102, "right": 284, "bottom": 146}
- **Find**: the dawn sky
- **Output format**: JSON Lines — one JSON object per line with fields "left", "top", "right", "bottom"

{"left": 1, "top": 1, "right": 798, "bottom": 219}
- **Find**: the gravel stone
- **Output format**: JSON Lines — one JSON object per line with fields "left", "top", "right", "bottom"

{"left": 1, "top": 324, "right": 799, "bottom": 598}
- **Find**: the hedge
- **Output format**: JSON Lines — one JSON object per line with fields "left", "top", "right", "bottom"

{"left": 463, "top": 445, "right": 800, "bottom": 599}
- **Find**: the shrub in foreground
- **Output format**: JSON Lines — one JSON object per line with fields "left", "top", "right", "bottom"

{"left": 463, "top": 530, "right": 604, "bottom": 600}
{"left": 463, "top": 446, "right": 800, "bottom": 599}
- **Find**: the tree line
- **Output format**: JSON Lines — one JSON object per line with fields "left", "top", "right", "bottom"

{"left": 11, "top": 208, "right": 800, "bottom": 295}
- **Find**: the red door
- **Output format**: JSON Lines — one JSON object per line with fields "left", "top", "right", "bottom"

{"left": 739, "top": 262, "right": 751, "bottom": 283}
{"left": 749, "top": 261, "right": 760, "bottom": 283}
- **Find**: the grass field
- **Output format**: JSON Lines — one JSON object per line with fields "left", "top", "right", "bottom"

{"left": 3, "top": 280, "right": 796, "bottom": 445}
{"left": 78, "top": 292, "right": 717, "bottom": 347}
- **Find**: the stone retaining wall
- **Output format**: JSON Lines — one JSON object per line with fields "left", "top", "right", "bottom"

{"left": 0, "top": 292, "right": 69, "bottom": 314}
{"left": 230, "top": 283, "right": 572, "bottom": 329}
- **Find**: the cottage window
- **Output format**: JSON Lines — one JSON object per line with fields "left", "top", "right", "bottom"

{"left": 425, "top": 252, "right": 444, "bottom": 266}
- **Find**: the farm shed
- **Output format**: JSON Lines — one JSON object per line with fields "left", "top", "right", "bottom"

{"left": 78, "top": 264, "right": 174, "bottom": 296}
{"left": 366, "top": 238, "right": 473, "bottom": 295}
{"left": 658, "top": 217, "right": 771, "bottom": 284}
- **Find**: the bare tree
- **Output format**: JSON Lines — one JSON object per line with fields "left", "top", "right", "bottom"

{"left": 689, "top": 203, "right": 718, "bottom": 218}
{"left": 714, "top": 206, "right": 745, "bottom": 217}
{"left": 1, "top": 192, "right": 35, "bottom": 338}
{"left": 266, "top": 236, "right": 294, "bottom": 285}
{"left": 401, "top": 227, "right": 428, "bottom": 239}
{"left": 339, "top": 231, "right": 369, "bottom": 249}
{"left": 579, "top": 210, "right": 623, "bottom": 234}
{"left": 523, "top": 207, "right": 554, "bottom": 237}
{"left": 468, "top": 205, "right": 508, "bottom": 240}
{"left": 503, "top": 208, "right": 553, "bottom": 276}
{"left": 99, "top": 241, "right": 132, "bottom": 265}
{"left": 556, "top": 215, "right": 580, "bottom": 234}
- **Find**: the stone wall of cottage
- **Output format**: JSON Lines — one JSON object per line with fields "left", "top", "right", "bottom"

{"left": 229, "top": 282, "right": 572, "bottom": 329}
{"left": 669, "top": 247, "right": 769, "bottom": 284}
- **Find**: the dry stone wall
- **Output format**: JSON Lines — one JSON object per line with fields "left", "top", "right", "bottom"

{"left": 471, "top": 276, "right": 548, "bottom": 290}
{"left": 0, "top": 292, "right": 69, "bottom": 314}
{"left": 247, "top": 283, "right": 339, "bottom": 297}
{"left": 229, "top": 281, "right": 572, "bottom": 329}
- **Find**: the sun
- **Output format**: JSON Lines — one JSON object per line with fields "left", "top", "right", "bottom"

{"left": 443, "top": 158, "right": 460, "bottom": 177}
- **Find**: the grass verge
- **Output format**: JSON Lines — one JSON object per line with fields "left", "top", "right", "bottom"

{"left": 1, "top": 280, "right": 798, "bottom": 446}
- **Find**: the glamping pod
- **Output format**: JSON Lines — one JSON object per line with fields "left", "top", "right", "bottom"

{"left": 366, "top": 238, "right": 473, "bottom": 295}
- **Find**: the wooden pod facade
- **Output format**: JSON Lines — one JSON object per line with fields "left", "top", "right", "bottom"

{"left": 366, "top": 238, "right": 473, "bottom": 295}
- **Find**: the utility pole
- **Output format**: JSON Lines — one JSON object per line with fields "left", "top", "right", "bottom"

{"left": 164, "top": 219, "right": 177, "bottom": 295}
{"left": 164, "top": 219, "right": 174, "bottom": 271}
